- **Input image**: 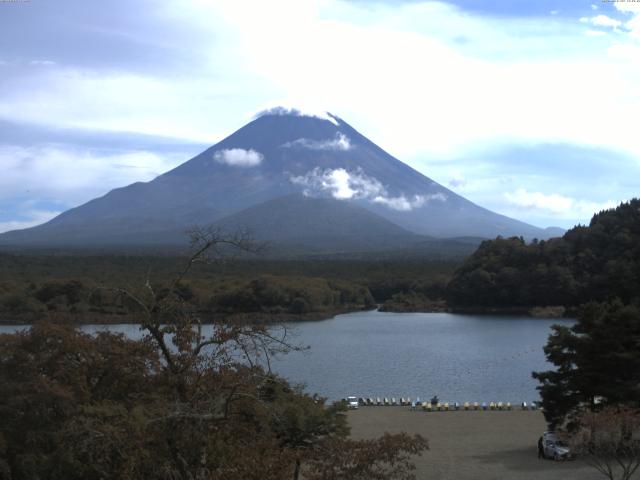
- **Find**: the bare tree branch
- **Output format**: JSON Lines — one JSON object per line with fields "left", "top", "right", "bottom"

{"left": 570, "top": 406, "right": 640, "bottom": 480}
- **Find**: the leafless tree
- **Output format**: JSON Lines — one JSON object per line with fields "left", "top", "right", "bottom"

{"left": 112, "top": 226, "right": 293, "bottom": 380}
{"left": 570, "top": 405, "right": 640, "bottom": 480}
{"left": 109, "top": 227, "right": 301, "bottom": 478}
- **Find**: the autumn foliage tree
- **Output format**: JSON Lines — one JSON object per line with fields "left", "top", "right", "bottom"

{"left": 0, "top": 228, "right": 427, "bottom": 480}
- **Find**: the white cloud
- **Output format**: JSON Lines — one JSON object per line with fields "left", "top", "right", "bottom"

{"left": 199, "top": 0, "right": 640, "bottom": 160}
{"left": 290, "top": 167, "right": 445, "bottom": 211}
{"left": 0, "top": 144, "right": 186, "bottom": 232}
{"left": 620, "top": 10, "right": 640, "bottom": 38}
{"left": 505, "top": 189, "right": 572, "bottom": 214}
{"left": 0, "top": 210, "right": 61, "bottom": 234}
{"left": 628, "top": 15, "right": 640, "bottom": 38}
{"left": 429, "top": 192, "right": 447, "bottom": 202}
{"left": 615, "top": 2, "right": 640, "bottom": 13}
{"left": 589, "top": 15, "right": 622, "bottom": 28}
{"left": 29, "top": 60, "right": 56, "bottom": 67}
{"left": 291, "top": 167, "right": 384, "bottom": 200}
{"left": 255, "top": 106, "right": 339, "bottom": 126}
{"left": 0, "top": 68, "right": 228, "bottom": 145}
{"left": 1, "top": 0, "right": 639, "bottom": 230}
{"left": 448, "top": 174, "right": 467, "bottom": 188}
{"left": 612, "top": 3, "right": 640, "bottom": 37}
{"left": 592, "top": 4, "right": 598, "bottom": 10}
{"left": 2, "top": 0, "right": 640, "bottom": 162}
{"left": 373, "top": 193, "right": 446, "bottom": 211}
{"left": 282, "top": 132, "right": 351, "bottom": 151}
{"left": 607, "top": 41, "right": 640, "bottom": 62}
{"left": 324, "top": 168, "right": 358, "bottom": 199}
{"left": 504, "top": 188, "right": 617, "bottom": 218}
{"left": 213, "top": 148, "right": 263, "bottom": 167}
{"left": 0, "top": 144, "right": 183, "bottom": 205}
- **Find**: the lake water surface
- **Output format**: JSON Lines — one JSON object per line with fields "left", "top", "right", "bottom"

{"left": 0, "top": 310, "right": 573, "bottom": 403}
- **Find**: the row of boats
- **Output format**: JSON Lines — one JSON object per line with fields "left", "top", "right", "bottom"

{"left": 344, "top": 396, "right": 543, "bottom": 411}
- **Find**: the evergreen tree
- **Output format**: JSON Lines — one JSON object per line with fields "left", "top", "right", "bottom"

{"left": 533, "top": 300, "right": 640, "bottom": 428}
{"left": 447, "top": 199, "right": 640, "bottom": 309}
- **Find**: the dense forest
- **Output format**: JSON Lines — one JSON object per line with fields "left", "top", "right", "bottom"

{"left": 0, "top": 253, "right": 457, "bottom": 323}
{"left": 2, "top": 200, "right": 638, "bottom": 322}
{"left": 446, "top": 199, "right": 640, "bottom": 309}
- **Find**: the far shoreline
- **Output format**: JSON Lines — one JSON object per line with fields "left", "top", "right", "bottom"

{"left": 381, "top": 303, "right": 570, "bottom": 318}
{"left": 0, "top": 304, "right": 573, "bottom": 326}
{"left": 0, "top": 305, "right": 369, "bottom": 326}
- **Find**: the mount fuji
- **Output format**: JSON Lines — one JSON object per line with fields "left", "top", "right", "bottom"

{"left": 0, "top": 108, "right": 560, "bottom": 254}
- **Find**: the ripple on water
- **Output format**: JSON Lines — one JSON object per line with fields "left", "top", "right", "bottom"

{"left": 0, "top": 310, "right": 573, "bottom": 402}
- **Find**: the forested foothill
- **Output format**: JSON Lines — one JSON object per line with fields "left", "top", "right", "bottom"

{"left": 446, "top": 199, "right": 640, "bottom": 311}
{"left": 0, "top": 251, "right": 457, "bottom": 324}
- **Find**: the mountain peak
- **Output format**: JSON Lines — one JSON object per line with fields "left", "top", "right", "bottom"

{"left": 253, "top": 106, "right": 340, "bottom": 126}
{"left": 0, "top": 109, "right": 561, "bottom": 251}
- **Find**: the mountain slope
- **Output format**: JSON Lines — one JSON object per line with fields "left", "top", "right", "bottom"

{"left": 0, "top": 108, "right": 559, "bottom": 250}
{"left": 213, "top": 194, "right": 423, "bottom": 254}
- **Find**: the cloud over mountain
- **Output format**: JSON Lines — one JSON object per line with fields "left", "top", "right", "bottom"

{"left": 213, "top": 148, "right": 264, "bottom": 167}
{"left": 291, "top": 167, "right": 383, "bottom": 200}
{"left": 373, "top": 193, "right": 446, "bottom": 212}
{"left": 281, "top": 132, "right": 351, "bottom": 151}
{"left": 290, "top": 167, "right": 446, "bottom": 212}
{"left": 254, "top": 106, "right": 339, "bottom": 126}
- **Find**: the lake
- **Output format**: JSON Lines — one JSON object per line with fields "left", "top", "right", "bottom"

{"left": 0, "top": 310, "right": 573, "bottom": 403}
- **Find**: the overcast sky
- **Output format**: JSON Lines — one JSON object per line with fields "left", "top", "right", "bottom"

{"left": 1, "top": 0, "right": 639, "bottom": 232}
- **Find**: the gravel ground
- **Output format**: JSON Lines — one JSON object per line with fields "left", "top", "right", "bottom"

{"left": 348, "top": 407, "right": 604, "bottom": 480}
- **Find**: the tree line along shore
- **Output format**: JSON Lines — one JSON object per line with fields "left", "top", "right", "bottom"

{"left": 2, "top": 200, "right": 639, "bottom": 324}
{"left": 0, "top": 254, "right": 457, "bottom": 324}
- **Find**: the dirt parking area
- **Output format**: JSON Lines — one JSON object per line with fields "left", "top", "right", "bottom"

{"left": 348, "top": 408, "right": 603, "bottom": 480}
